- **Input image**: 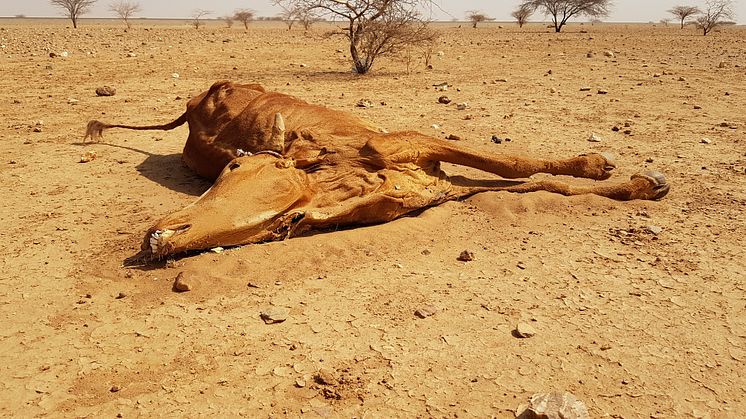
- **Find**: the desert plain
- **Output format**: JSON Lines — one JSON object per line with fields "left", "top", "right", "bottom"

{"left": 0, "top": 18, "right": 745, "bottom": 417}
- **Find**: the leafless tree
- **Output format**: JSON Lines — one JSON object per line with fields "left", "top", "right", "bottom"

{"left": 298, "top": 9, "right": 322, "bottom": 30}
{"left": 668, "top": 5, "right": 700, "bottom": 29}
{"left": 517, "top": 0, "right": 611, "bottom": 33}
{"left": 466, "top": 10, "right": 494, "bottom": 28}
{"left": 274, "top": 0, "right": 439, "bottom": 74}
{"left": 695, "top": 0, "right": 734, "bottom": 35}
{"left": 278, "top": 6, "right": 299, "bottom": 30}
{"left": 50, "top": 0, "right": 97, "bottom": 28}
{"left": 221, "top": 15, "right": 234, "bottom": 28}
{"left": 191, "top": 9, "right": 211, "bottom": 30}
{"left": 233, "top": 9, "right": 255, "bottom": 30}
{"left": 511, "top": 6, "right": 532, "bottom": 28}
{"left": 109, "top": 1, "right": 141, "bottom": 29}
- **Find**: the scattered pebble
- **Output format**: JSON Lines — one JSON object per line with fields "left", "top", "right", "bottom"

{"left": 173, "top": 271, "right": 192, "bottom": 292}
{"left": 604, "top": 50, "right": 614, "bottom": 58}
{"left": 693, "top": 104, "right": 701, "bottom": 110}
{"left": 433, "top": 81, "right": 448, "bottom": 91}
{"left": 579, "top": 86, "right": 591, "bottom": 91}
{"left": 79, "top": 151, "right": 97, "bottom": 163}
{"left": 588, "top": 133, "right": 603, "bottom": 142}
{"left": 110, "top": 385, "right": 121, "bottom": 393}
{"left": 115, "top": 292, "right": 126, "bottom": 299}
{"left": 645, "top": 225, "right": 663, "bottom": 235}
{"left": 67, "top": 98, "right": 79, "bottom": 104}
{"left": 126, "top": 52, "right": 136, "bottom": 57}
{"left": 314, "top": 369, "right": 337, "bottom": 385}
{"left": 356, "top": 98, "right": 373, "bottom": 108}
{"left": 260, "top": 307, "right": 288, "bottom": 324}
{"left": 438, "top": 95, "right": 451, "bottom": 104}
{"left": 446, "top": 134, "right": 462, "bottom": 141}
{"left": 491, "top": 135, "right": 502, "bottom": 144}
{"left": 456, "top": 102, "right": 468, "bottom": 110}
{"left": 171, "top": 73, "right": 179, "bottom": 79}
{"left": 515, "top": 322, "right": 537, "bottom": 338}
{"left": 516, "top": 392, "right": 589, "bottom": 419}
{"left": 414, "top": 304, "right": 438, "bottom": 319}
{"left": 95, "top": 86, "right": 116, "bottom": 97}
{"left": 457, "top": 250, "right": 474, "bottom": 262}
{"left": 700, "top": 137, "right": 712, "bottom": 144}
{"left": 597, "top": 89, "right": 608, "bottom": 95}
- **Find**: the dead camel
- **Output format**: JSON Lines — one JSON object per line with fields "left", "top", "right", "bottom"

{"left": 85, "top": 81, "right": 669, "bottom": 257}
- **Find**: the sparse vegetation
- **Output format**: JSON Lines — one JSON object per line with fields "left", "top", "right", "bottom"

{"left": 50, "top": 0, "right": 97, "bottom": 28}
{"left": 109, "top": 1, "right": 141, "bottom": 29}
{"left": 274, "top": 0, "right": 439, "bottom": 74}
{"left": 668, "top": 5, "right": 700, "bottom": 29}
{"left": 511, "top": 6, "right": 532, "bottom": 28}
{"left": 517, "top": 0, "right": 612, "bottom": 32}
{"left": 221, "top": 16, "right": 234, "bottom": 28}
{"left": 695, "top": 0, "right": 735, "bottom": 35}
{"left": 191, "top": 9, "right": 211, "bottom": 30}
{"left": 466, "top": 11, "right": 494, "bottom": 28}
{"left": 233, "top": 9, "right": 255, "bottom": 30}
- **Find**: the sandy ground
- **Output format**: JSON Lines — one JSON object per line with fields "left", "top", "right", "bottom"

{"left": 1, "top": 18, "right": 745, "bottom": 417}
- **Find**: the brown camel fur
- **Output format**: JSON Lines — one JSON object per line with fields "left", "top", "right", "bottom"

{"left": 85, "top": 81, "right": 670, "bottom": 258}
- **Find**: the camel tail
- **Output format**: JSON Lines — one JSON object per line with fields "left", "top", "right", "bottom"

{"left": 84, "top": 112, "right": 188, "bottom": 142}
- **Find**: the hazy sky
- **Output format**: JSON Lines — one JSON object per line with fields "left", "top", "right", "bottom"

{"left": 2, "top": 0, "right": 744, "bottom": 23}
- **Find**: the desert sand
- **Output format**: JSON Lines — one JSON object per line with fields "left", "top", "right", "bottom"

{"left": 0, "top": 18, "right": 744, "bottom": 417}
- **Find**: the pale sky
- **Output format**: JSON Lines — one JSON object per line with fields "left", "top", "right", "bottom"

{"left": 1, "top": 0, "right": 744, "bottom": 24}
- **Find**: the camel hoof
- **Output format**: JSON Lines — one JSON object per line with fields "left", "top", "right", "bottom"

{"left": 632, "top": 171, "right": 670, "bottom": 200}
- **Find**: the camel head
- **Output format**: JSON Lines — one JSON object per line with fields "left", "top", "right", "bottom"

{"left": 144, "top": 154, "right": 310, "bottom": 257}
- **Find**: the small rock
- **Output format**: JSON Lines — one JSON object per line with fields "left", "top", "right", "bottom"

{"left": 115, "top": 292, "right": 126, "bottom": 299}
{"left": 457, "top": 250, "right": 474, "bottom": 262}
{"left": 438, "top": 95, "right": 451, "bottom": 104}
{"left": 693, "top": 104, "right": 701, "bottom": 110}
{"left": 586, "top": 51, "right": 594, "bottom": 58}
{"left": 588, "top": 133, "right": 603, "bottom": 143}
{"left": 579, "top": 86, "right": 591, "bottom": 92}
{"left": 645, "top": 158, "right": 654, "bottom": 163}
{"left": 110, "top": 385, "right": 120, "bottom": 393}
{"left": 491, "top": 135, "right": 503, "bottom": 144}
{"left": 314, "top": 369, "right": 337, "bottom": 385}
{"left": 623, "top": 129, "right": 632, "bottom": 135}
{"left": 597, "top": 89, "right": 608, "bottom": 95}
{"left": 12, "top": 99, "right": 21, "bottom": 104}
{"left": 446, "top": 134, "right": 462, "bottom": 141}
{"left": 456, "top": 102, "right": 468, "bottom": 110}
{"left": 516, "top": 392, "right": 589, "bottom": 419}
{"left": 549, "top": 87, "right": 557, "bottom": 94}
{"left": 356, "top": 98, "right": 373, "bottom": 108}
{"left": 126, "top": 52, "right": 136, "bottom": 57}
{"left": 67, "top": 98, "right": 79, "bottom": 104}
{"left": 60, "top": 51, "right": 68, "bottom": 57}
{"left": 210, "top": 246, "right": 224, "bottom": 253}
{"left": 171, "top": 73, "right": 179, "bottom": 79}
{"left": 604, "top": 50, "right": 614, "bottom": 58}
{"left": 33, "top": 126, "right": 42, "bottom": 133}
{"left": 611, "top": 125, "right": 620, "bottom": 132}
{"left": 295, "top": 378, "right": 306, "bottom": 388}
{"left": 414, "top": 304, "right": 438, "bottom": 318}
{"left": 95, "top": 86, "right": 116, "bottom": 96}
{"left": 463, "top": 114, "right": 473, "bottom": 120}
{"left": 431, "top": 124, "right": 440, "bottom": 129}
{"left": 653, "top": 73, "right": 661, "bottom": 77}
{"left": 645, "top": 225, "right": 663, "bottom": 235}
{"left": 299, "top": 63, "right": 307, "bottom": 67}
{"left": 700, "top": 137, "right": 712, "bottom": 144}
{"left": 49, "top": 51, "right": 57, "bottom": 58}
{"left": 433, "top": 81, "right": 448, "bottom": 91}
{"left": 678, "top": 76, "right": 686, "bottom": 82}
{"left": 515, "top": 322, "right": 537, "bottom": 338}
{"left": 260, "top": 307, "right": 288, "bottom": 324}
{"left": 79, "top": 151, "right": 97, "bottom": 163}
{"left": 173, "top": 272, "right": 192, "bottom": 292}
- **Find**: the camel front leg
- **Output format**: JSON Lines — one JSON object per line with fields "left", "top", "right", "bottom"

{"left": 364, "top": 135, "right": 617, "bottom": 180}
{"left": 451, "top": 171, "right": 670, "bottom": 201}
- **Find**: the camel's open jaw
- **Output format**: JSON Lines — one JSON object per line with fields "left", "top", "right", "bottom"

{"left": 142, "top": 154, "right": 311, "bottom": 257}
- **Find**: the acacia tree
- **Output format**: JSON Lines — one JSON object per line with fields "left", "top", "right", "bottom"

{"left": 695, "top": 0, "right": 734, "bottom": 35}
{"left": 191, "top": 9, "right": 211, "bottom": 29}
{"left": 274, "top": 0, "right": 438, "bottom": 74}
{"left": 222, "top": 15, "right": 234, "bottom": 28}
{"left": 109, "top": 1, "right": 141, "bottom": 29}
{"left": 668, "top": 5, "right": 700, "bottom": 29}
{"left": 466, "top": 10, "right": 494, "bottom": 28}
{"left": 233, "top": 9, "right": 255, "bottom": 30}
{"left": 517, "top": 0, "right": 611, "bottom": 32}
{"left": 50, "top": 0, "right": 97, "bottom": 28}
{"left": 511, "top": 6, "right": 532, "bottom": 28}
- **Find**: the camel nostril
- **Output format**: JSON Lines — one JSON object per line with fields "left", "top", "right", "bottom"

{"left": 228, "top": 162, "right": 241, "bottom": 171}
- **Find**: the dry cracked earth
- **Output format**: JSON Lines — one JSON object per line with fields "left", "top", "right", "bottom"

{"left": 0, "top": 19, "right": 745, "bottom": 418}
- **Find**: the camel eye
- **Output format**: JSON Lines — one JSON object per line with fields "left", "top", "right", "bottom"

{"left": 228, "top": 162, "right": 241, "bottom": 171}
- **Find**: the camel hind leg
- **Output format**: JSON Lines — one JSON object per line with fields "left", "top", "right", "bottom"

{"left": 364, "top": 134, "right": 617, "bottom": 180}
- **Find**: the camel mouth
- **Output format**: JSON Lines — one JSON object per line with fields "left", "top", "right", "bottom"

{"left": 149, "top": 225, "right": 191, "bottom": 255}
{"left": 635, "top": 171, "right": 670, "bottom": 200}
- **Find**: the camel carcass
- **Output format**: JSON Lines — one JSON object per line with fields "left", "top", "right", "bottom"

{"left": 85, "top": 81, "right": 669, "bottom": 257}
